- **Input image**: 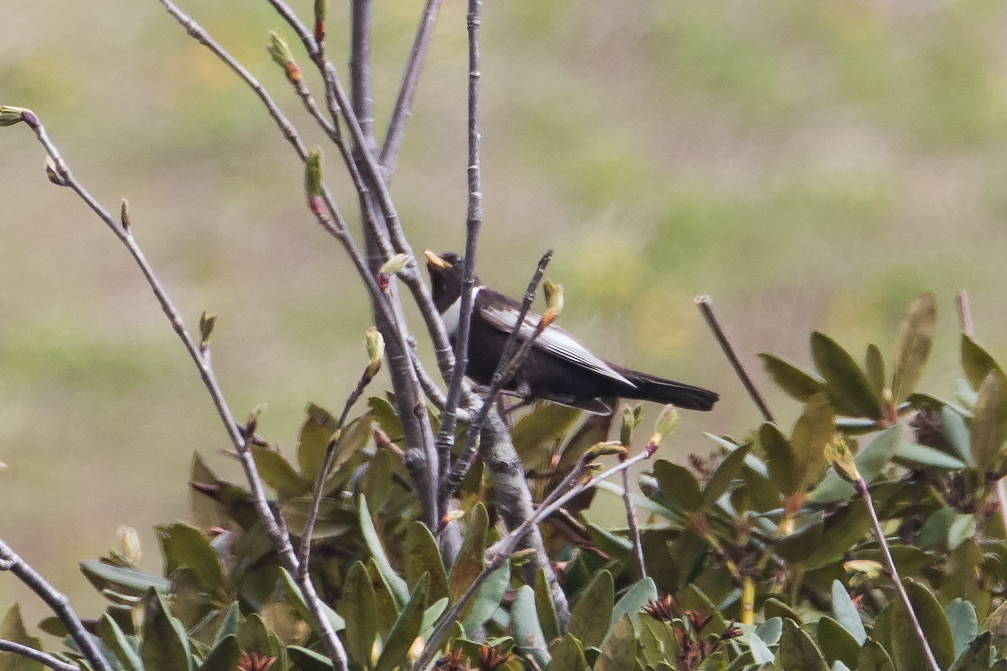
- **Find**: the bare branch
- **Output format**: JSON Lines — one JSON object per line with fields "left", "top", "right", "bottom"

{"left": 0, "top": 537, "right": 110, "bottom": 671}
{"left": 0, "top": 638, "right": 80, "bottom": 671}
{"left": 380, "top": 0, "right": 444, "bottom": 176}
{"left": 621, "top": 466, "right": 647, "bottom": 579}
{"left": 696, "top": 294, "right": 774, "bottom": 422}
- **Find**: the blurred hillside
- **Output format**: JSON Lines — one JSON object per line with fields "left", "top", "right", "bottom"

{"left": 3, "top": 0, "right": 1007, "bottom": 627}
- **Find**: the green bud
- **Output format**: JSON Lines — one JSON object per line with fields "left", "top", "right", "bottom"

{"left": 366, "top": 326, "right": 384, "bottom": 376}
{"left": 120, "top": 198, "right": 131, "bottom": 231}
{"left": 314, "top": 0, "right": 327, "bottom": 19}
{"left": 543, "top": 279, "right": 564, "bottom": 316}
{"left": 620, "top": 404, "right": 642, "bottom": 446}
{"left": 826, "top": 439, "right": 861, "bottom": 483}
{"left": 583, "top": 441, "right": 628, "bottom": 462}
{"left": 650, "top": 405, "right": 679, "bottom": 446}
{"left": 117, "top": 525, "right": 142, "bottom": 564}
{"left": 267, "top": 29, "right": 295, "bottom": 70}
{"left": 0, "top": 106, "right": 27, "bottom": 127}
{"left": 305, "top": 148, "right": 323, "bottom": 198}
{"left": 44, "top": 155, "right": 68, "bottom": 186}
{"left": 199, "top": 311, "right": 218, "bottom": 348}
{"left": 379, "top": 253, "right": 412, "bottom": 276}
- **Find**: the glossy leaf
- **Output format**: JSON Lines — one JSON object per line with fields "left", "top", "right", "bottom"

{"left": 891, "top": 580, "right": 955, "bottom": 671}
{"left": 279, "top": 568, "right": 345, "bottom": 634}
{"left": 568, "top": 569, "right": 614, "bottom": 650}
{"left": 892, "top": 293, "right": 937, "bottom": 403}
{"left": 358, "top": 494, "right": 409, "bottom": 607}
{"left": 920, "top": 507, "right": 958, "bottom": 548}
{"left": 197, "top": 635, "right": 240, "bottom": 671}
{"left": 340, "top": 561, "right": 377, "bottom": 667}
{"left": 764, "top": 598, "right": 800, "bottom": 624}
{"left": 534, "top": 568, "right": 561, "bottom": 643}
{"left": 296, "top": 402, "right": 339, "bottom": 482}
{"left": 790, "top": 393, "right": 836, "bottom": 491}
{"left": 512, "top": 586, "right": 551, "bottom": 668}
{"left": 942, "top": 407, "right": 973, "bottom": 466}
{"left": 463, "top": 559, "right": 510, "bottom": 635}
{"left": 779, "top": 617, "right": 828, "bottom": 671}
{"left": 811, "top": 331, "right": 882, "bottom": 419}
{"left": 607, "top": 578, "right": 657, "bottom": 643}
{"left": 653, "top": 460, "right": 703, "bottom": 511}
{"left": 749, "top": 631, "right": 775, "bottom": 665}
{"left": 0, "top": 605, "right": 42, "bottom": 671}
{"left": 251, "top": 445, "right": 311, "bottom": 499}
{"left": 558, "top": 413, "right": 614, "bottom": 469}
{"left": 858, "top": 640, "right": 895, "bottom": 671}
{"left": 947, "top": 514, "right": 977, "bottom": 551}
{"left": 594, "top": 614, "right": 636, "bottom": 671}
{"left": 512, "top": 402, "right": 582, "bottom": 471}
{"left": 375, "top": 573, "right": 429, "bottom": 671}
{"left": 97, "top": 612, "right": 143, "bottom": 671}
{"left": 547, "top": 634, "right": 586, "bottom": 671}
{"left": 702, "top": 444, "right": 750, "bottom": 509}
{"left": 805, "top": 500, "right": 870, "bottom": 570}
{"left": 971, "top": 372, "right": 1007, "bottom": 473}
{"left": 141, "top": 588, "right": 191, "bottom": 671}
{"left": 288, "top": 645, "right": 334, "bottom": 671}
{"left": 831, "top": 580, "right": 867, "bottom": 645}
{"left": 760, "top": 423, "right": 798, "bottom": 496}
{"left": 894, "top": 442, "right": 967, "bottom": 470}
{"left": 865, "top": 344, "right": 886, "bottom": 399}
{"left": 961, "top": 334, "right": 1003, "bottom": 391}
{"left": 948, "top": 631, "right": 991, "bottom": 671}
{"left": 450, "top": 503, "right": 488, "bottom": 603}
{"left": 403, "top": 521, "right": 449, "bottom": 602}
{"left": 80, "top": 560, "right": 170, "bottom": 597}
{"left": 946, "top": 598, "right": 979, "bottom": 660}
{"left": 759, "top": 353, "right": 824, "bottom": 401}
{"left": 368, "top": 396, "right": 403, "bottom": 443}
{"left": 816, "top": 616, "right": 860, "bottom": 669}
{"left": 156, "top": 522, "right": 227, "bottom": 594}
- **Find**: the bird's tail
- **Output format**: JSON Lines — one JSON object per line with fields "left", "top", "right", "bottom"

{"left": 618, "top": 369, "right": 720, "bottom": 411}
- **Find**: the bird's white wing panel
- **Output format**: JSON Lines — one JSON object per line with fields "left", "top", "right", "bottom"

{"left": 479, "top": 304, "right": 634, "bottom": 386}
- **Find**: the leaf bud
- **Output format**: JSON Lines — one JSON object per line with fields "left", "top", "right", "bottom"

{"left": 619, "top": 404, "right": 642, "bottom": 446}
{"left": 365, "top": 326, "right": 384, "bottom": 377}
{"left": 120, "top": 198, "right": 131, "bottom": 232}
{"left": 543, "top": 279, "right": 564, "bottom": 321}
{"left": 582, "top": 440, "right": 629, "bottom": 463}
{"left": 825, "top": 439, "right": 861, "bottom": 483}
{"left": 379, "top": 253, "right": 412, "bottom": 276}
{"left": 45, "top": 155, "right": 68, "bottom": 186}
{"left": 313, "top": 0, "right": 327, "bottom": 42}
{"left": 647, "top": 405, "right": 679, "bottom": 453}
{"left": 267, "top": 30, "right": 302, "bottom": 83}
{"left": 117, "top": 525, "right": 142, "bottom": 564}
{"left": 0, "top": 105, "right": 27, "bottom": 127}
{"left": 199, "top": 311, "right": 218, "bottom": 348}
{"left": 305, "top": 147, "right": 324, "bottom": 205}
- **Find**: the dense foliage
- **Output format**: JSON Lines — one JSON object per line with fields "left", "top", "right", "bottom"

{"left": 6, "top": 293, "right": 1007, "bottom": 671}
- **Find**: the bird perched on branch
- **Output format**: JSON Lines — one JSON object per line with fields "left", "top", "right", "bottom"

{"left": 425, "top": 251, "right": 719, "bottom": 414}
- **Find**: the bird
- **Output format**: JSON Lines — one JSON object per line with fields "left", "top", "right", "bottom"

{"left": 425, "top": 251, "right": 719, "bottom": 414}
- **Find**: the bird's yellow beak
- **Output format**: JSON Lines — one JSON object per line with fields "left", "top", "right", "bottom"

{"left": 424, "top": 250, "right": 451, "bottom": 269}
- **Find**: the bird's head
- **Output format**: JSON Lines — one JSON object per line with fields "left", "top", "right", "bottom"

{"left": 425, "top": 251, "right": 468, "bottom": 312}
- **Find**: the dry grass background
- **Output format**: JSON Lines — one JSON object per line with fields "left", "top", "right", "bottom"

{"left": 3, "top": 0, "right": 1007, "bottom": 627}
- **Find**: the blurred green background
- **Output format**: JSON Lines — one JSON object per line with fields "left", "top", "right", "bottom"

{"left": 3, "top": 0, "right": 1007, "bottom": 626}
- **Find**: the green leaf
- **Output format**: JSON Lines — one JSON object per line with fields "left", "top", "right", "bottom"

{"left": 512, "top": 402, "right": 582, "bottom": 471}
{"left": 816, "top": 616, "right": 860, "bottom": 669}
{"left": 759, "top": 353, "right": 825, "bottom": 401}
{"left": 653, "top": 460, "right": 703, "bottom": 511}
{"left": 805, "top": 500, "right": 871, "bottom": 571}
{"left": 367, "top": 558, "right": 401, "bottom": 639}
{"left": 606, "top": 578, "right": 657, "bottom": 643}
{"left": 749, "top": 632, "right": 775, "bottom": 665}
{"left": 892, "top": 293, "right": 937, "bottom": 403}
{"left": 764, "top": 598, "right": 800, "bottom": 624}
{"left": 463, "top": 559, "right": 510, "bottom": 635}
{"left": 287, "top": 645, "right": 334, "bottom": 670}
{"left": 971, "top": 372, "right": 1007, "bottom": 473}
{"left": 215, "top": 601, "right": 240, "bottom": 645}
{"left": 0, "top": 605, "right": 43, "bottom": 671}
{"left": 948, "top": 631, "right": 991, "bottom": 671}
{"left": 512, "top": 586, "right": 551, "bottom": 669}
{"left": 920, "top": 507, "right": 958, "bottom": 548}
{"left": 297, "top": 402, "right": 339, "bottom": 481}
{"left": 568, "top": 569, "right": 614, "bottom": 650}
{"left": 811, "top": 331, "right": 882, "bottom": 419}
{"left": 80, "top": 560, "right": 170, "bottom": 597}
{"left": 962, "top": 334, "right": 1004, "bottom": 391}
{"left": 831, "top": 580, "right": 867, "bottom": 645}
{"left": 946, "top": 599, "right": 979, "bottom": 660}
{"left": 790, "top": 393, "right": 836, "bottom": 491}
{"left": 279, "top": 568, "right": 345, "bottom": 634}
{"left": 375, "top": 573, "right": 429, "bottom": 671}
{"left": 701, "top": 444, "right": 750, "bottom": 509}
{"left": 534, "top": 568, "right": 561, "bottom": 644}
{"left": 197, "top": 635, "right": 240, "bottom": 671}
{"left": 594, "top": 614, "right": 636, "bottom": 671}
{"left": 987, "top": 598, "right": 1007, "bottom": 655}
{"left": 340, "top": 561, "right": 377, "bottom": 668}
{"left": 865, "top": 344, "right": 886, "bottom": 399}
{"left": 98, "top": 612, "right": 143, "bottom": 671}
{"left": 558, "top": 413, "right": 614, "bottom": 469}
{"left": 368, "top": 396, "right": 403, "bottom": 442}
{"left": 891, "top": 580, "right": 955, "bottom": 671}
{"left": 947, "top": 514, "right": 977, "bottom": 551}
{"left": 942, "top": 407, "right": 973, "bottom": 466}
{"left": 812, "top": 425, "right": 901, "bottom": 504}
{"left": 359, "top": 447, "right": 396, "bottom": 512}
{"left": 403, "top": 521, "right": 449, "bottom": 602}
{"left": 141, "top": 588, "right": 192, "bottom": 671}
{"left": 450, "top": 504, "right": 488, "bottom": 604}
{"left": 156, "top": 522, "right": 227, "bottom": 594}
{"left": 252, "top": 445, "right": 311, "bottom": 499}
{"left": 757, "top": 617, "right": 784, "bottom": 645}
{"left": 894, "top": 442, "right": 967, "bottom": 470}
{"left": 358, "top": 494, "right": 409, "bottom": 607}
{"left": 546, "top": 634, "right": 586, "bottom": 671}
{"left": 857, "top": 640, "right": 895, "bottom": 671}
{"left": 760, "top": 423, "right": 798, "bottom": 496}
{"left": 779, "top": 617, "right": 828, "bottom": 671}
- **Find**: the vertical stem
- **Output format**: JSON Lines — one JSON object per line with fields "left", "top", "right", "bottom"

{"left": 621, "top": 467, "right": 647, "bottom": 579}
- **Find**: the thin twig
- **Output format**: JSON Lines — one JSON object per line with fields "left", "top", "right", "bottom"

{"left": 696, "top": 294, "right": 774, "bottom": 422}
{"left": 0, "top": 638, "right": 79, "bottom": 671}
{"left": 380, "top": 0, "right": 444, "bottom": 175}
{"left": 856, "top": 479, "right": 941, "bottom": 671}
{"left": 440, "top": 251, "right": 552, "bottom": 501}
{"left": 435, "top": 0, "right": 486, "bottom": 501}
{"left": 621, "top": 466, "right": 647, "bottom": 579}
{"left": 413, "top": 445, "right": 657, "bottom": 671}
{"left": 0, "top": 538, "right": 109, "bottom": 671}
{"left": 299, "top": 361, "right": 379, "bottom": 573}
{"left": 5, "top": 108, "right": 351, "bottom": 671}
{"left": 957, "top": 290, "right": 1007, "bottom": 534}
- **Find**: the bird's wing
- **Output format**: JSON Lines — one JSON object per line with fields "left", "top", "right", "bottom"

{"left": 478, "top": 301, "right": 635, "bottom": 386}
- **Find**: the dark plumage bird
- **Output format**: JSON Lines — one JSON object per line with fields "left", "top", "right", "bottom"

{"left": 425, "top": 251, "right": 719, "bottom": 413}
